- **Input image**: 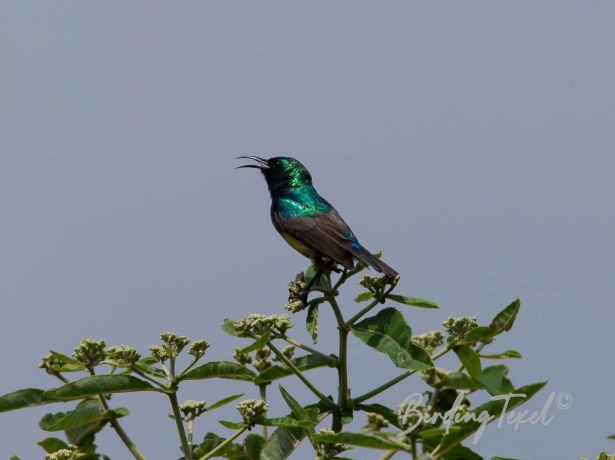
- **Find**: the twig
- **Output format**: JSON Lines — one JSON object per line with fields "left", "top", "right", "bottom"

{"left": 354, "top": 346, "right": 451, "bottom": 404}
{"left": 198, "top": 426, "right": 247, "bottom": 460}
{"left": 267, "top": 341, "right": 333, "bottom": 408}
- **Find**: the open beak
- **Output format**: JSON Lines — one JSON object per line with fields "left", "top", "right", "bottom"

{"left": 236, "top": 155, "right": 269, "bottom": 170}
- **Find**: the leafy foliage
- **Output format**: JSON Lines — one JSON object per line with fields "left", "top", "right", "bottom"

{"left": 0, "top": 260, "right": 559, "bottom": 459}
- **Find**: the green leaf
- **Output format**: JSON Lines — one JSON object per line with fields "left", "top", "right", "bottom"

{"left": 418, "top": 439, "right": 484, "bottom": 460}
{"left": 356, "top": 403, "right": 401, "bottom": 429}
{"left": 240, "top": 333, "right": 271, "bottom": 354}
{"left": 352, "top": 308, "right": 433, "bottom": 371}
{"left": 304, "top": 264, "right": 331, "bottom": 291}
{"left": 306, "top": 304, "right": 319, "bottom": 343}
{"left": 434, "top": 443, "right": 484, "bottom": 460}
{"left": 10, "top": 455, "right": 21, "bottom": 460}
{"left": 255, "top": 354, "right": 333, "bottom": 384}
{"left": 219, "top": 420, "right": 247, "bottom": 430}
{"left": 433, "top": 372, "right": 484, "bottom": 391}
{"left": 433, "top": 381, "right": 547, "bottom": 456}
{"left": 260, "top": 417, "right": 315, "bottom": 428}
{"left": 259, "top": 426, "right": 307, "bottom": 460}
{"left": 44, "top": 375, "right": 158, "bottom": 401}
{"left": 37, "top": 437, "right": 69, "bottom": 453}
{"left": 475, "top": 365, "right": 514, "bottom": 395}
{"left": 65, "top": 419, "right": 104, "bottom": 446}
{"left": 608, "top": 433, "right": 615, "bottom": 440}
{"left": 278, "top": 386, "right": 314, "bottom": 422}
{"left": 244, "top": 434, "right": 265, "bottom": 460}
{"left": 387, "top": 294, "right": 438, "bottom": 309}
{"left": 194, "top": 432, "right": 225, "bottom": 457}
{"left": 492, "top": 457, "right": 525, "bottom": 460}
{"left": 181, "top": 361, "right": 256, "bottom": 382}
{"left": 312, "top": 432, "right": 407, "bottom": 450}
{"left": 0, "top": 388, "right": 56, "bottom": 413}
{"left": 490, "top": 299, "right": 520, "bottom": 332}
{"left": 49, "top": 351, "right": 87, "bottom": 372}
{"left": 463, "top": 326, "right": 493, "bottom": 343}
{"left": 454, "top": 345, "right": 482, "bottom": 379}
{"left": 134, "top": 359, "right": 167, "bottom": 378}
{"left": 355, "top": 291, "right": 374, "bottom": 303}
{"left": 480, "top": 350, "right": 522, "bottom": 359}
{"left": 222, "top": 319, "right": 238, "bottom": 336}
{"left": 463, "top": 300, "right": 520, "bottom": 344}
{"left": 206, "top": 393, "right": 244, "bottom": 412}
{"left": 39, "top": 401, "right": 109, "bottom": 431}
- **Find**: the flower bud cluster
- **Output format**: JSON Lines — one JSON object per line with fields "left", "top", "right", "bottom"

{"left": 412, "top": 330, "right": 444, "bottom": 353}
{"left": 188, "top": 339, "right": 211, "bottom": 359}
{"left": 273, "top": 345, "right": 296, "bottom": 362}
{"left": 253, "top": 347, "right": 272, "bottom": 372}
{"left": 442, "top": 316, "right": 478, "bottom": 338}
{"left": 160, "top": 332, "right": 190, "bottom": 356}
{"left": 316, "top": 427, "right": 346, "bottom": 459}
{"left": 106, "top": 345, "right": 141, "bottom": 368}
{"left": 420, "top": 367, "right": 450, "bottom": 386}
{"left": 236, "top": 399, "right": 268, "bottom": 426}
{"left": 363, "top": 412, "right": 389, "bottom": 431}
{"left": 233, "top": 347, "right": 252, "bottom": 366}
{"left": 360, "top": 273, "right": 399, "bottom": 296}
{"left": 285, "top": 272, "right": 308, "bottom": 312}
{"left": 44, "top": 446, "right": 84, "bottom": 460}
{"left": 397, "top": 400, "right": 427, "bottom": 432}
{"left": 73, "top": 339, "right": 106, "bottom": 368}
{"left": 234, "top": 314, "right": 293, "bottom": 338}
{"left": 149, "top": 332, "right": 193, "bottom": 362}
{"left": 38, "top": 353, "right": 64, "bottom": 375}
{"left": 233, "top": 345, "right": 274, "bottom": 372}
{"left": 179, "top": 399, "right": 206, "bottom": 422}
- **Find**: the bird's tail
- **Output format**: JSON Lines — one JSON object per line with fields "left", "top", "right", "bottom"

{"left": 352, "top": 247, "right": 399, "bottom": 277}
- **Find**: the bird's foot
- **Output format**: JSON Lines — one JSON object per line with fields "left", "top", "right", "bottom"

{"left": 323, "top": 260, "right": 342, "bottom": 273}
{"left": 297, "top": 290, "right": 309, "bottom": 306}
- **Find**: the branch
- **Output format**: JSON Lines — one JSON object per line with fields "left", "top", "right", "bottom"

{"left": 354, "top": 346, "right": 451, "bottom": 404}
{"left": 267, "top": 341, "right": 334, "bottom": 408}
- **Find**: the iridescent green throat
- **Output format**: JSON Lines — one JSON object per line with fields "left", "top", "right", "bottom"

{"left": 275, "top": 185, "right": 333, "bottom": 219}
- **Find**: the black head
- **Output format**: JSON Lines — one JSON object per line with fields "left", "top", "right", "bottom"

{"left": 237, "top": 156, "right": 312, "bottom": 194}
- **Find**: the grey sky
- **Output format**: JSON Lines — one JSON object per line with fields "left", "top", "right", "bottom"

{"left": 1, "top": 2, "right": 614, "bottom": 458}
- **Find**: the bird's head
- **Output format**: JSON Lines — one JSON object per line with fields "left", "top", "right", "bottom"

{"left": 237, "top": 156, "right": 313, "bottom": 194}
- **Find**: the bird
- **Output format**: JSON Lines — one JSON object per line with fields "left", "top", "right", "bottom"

{"left": 237, "top": 156, "right": 398, "bottom": 296}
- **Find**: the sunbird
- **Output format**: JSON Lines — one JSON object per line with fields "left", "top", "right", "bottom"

{"left": 237, "top": 156, "right": 398, "bottom": 295}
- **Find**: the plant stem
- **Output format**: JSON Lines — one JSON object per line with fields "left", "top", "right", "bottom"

{"left": 94, "top": 393, "right": 145, "bottom": 460}
{"left": 179, "top": 356, "right": 200, "bottom": 379}
{"left": 378, "top": 450, "right": 397, "bottom": 460}
{"left": 259, "top": 383, "right": 268, "bottom": 439}
{"left": 354, "top": 346, "right": 451, "bottom": 404}
{"left": 326, "top": 291, "right": 350, "bottom": 433}
{"left": 169, "top": 392, "right": 192, "bottom": 460}
{"left": 198, "top": 426, "right": 247, "bottom": 460}
{"left": 337, "top": 326, "right": 350, "bottom": 409}
{"left": 326, "top": 289, "right": 345, "bottom": 328}
{"left": 132, "top": 368, "right": 167, "bottom": 389}
{"left": 87, "top": 368, "right": 146, "bottom": 460}
{"left": 345, "top": 284, "right": 396, "bottom": 327}
{"left": 275, "top": 335, "right": 337, "bottom": 365}
{"left": 267, "top": 341, "right": 333, "bottom": 408}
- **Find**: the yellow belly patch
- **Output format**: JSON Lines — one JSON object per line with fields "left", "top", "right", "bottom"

{"left": 282, "top": 233, "right": 316, "bottom": 258}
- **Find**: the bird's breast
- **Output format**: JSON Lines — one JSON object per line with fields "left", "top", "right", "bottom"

{"left": 274, "top": 189, "right": 332, "bottom": 219}
{"left": 280, "top": 232, "right": 317, "bottom": 258}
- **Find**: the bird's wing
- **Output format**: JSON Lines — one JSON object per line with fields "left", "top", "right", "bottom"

{"left": 272, "top": 210, "right": 356, "bottom": 269}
